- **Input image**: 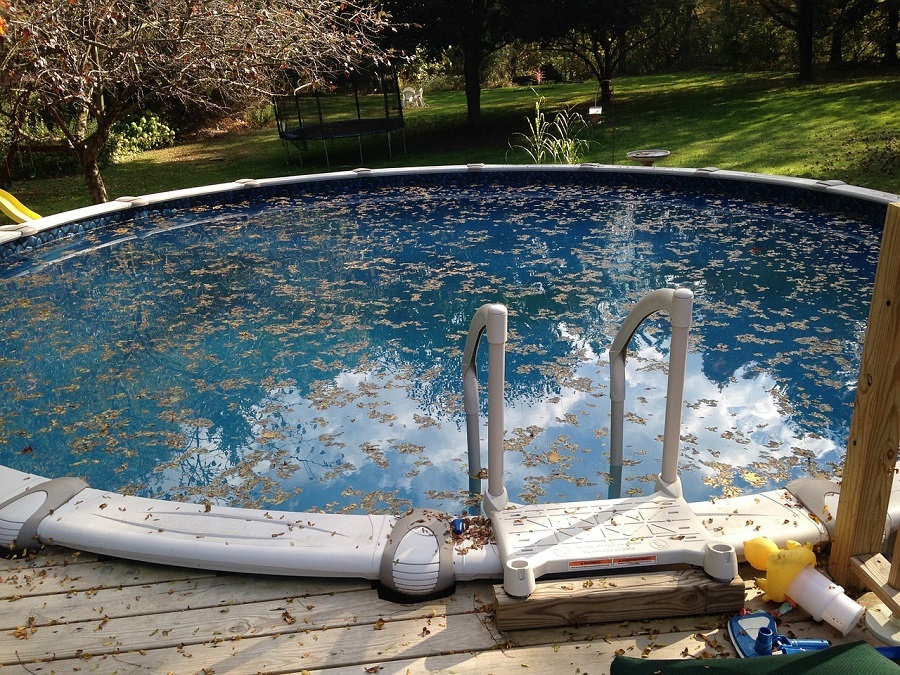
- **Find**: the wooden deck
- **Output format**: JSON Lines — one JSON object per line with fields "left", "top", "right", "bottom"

{"left": 0, "top": 546, "right": 888, "bottom": 674}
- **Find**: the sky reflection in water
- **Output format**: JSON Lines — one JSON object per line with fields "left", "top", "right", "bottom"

{"left": 0, "top": 182, "right": 878, "bottom": 514}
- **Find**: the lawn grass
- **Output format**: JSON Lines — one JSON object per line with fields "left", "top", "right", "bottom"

{"left": 10, "top": 70, "right": 899, "bottom": 217}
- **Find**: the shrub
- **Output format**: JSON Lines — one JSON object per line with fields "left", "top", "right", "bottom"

{"left": 107, "top": 111, "right": 176, "bottom": 161}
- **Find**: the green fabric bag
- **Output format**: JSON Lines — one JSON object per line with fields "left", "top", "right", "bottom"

{"left": 610, "top": 641, "right": 900, "bottom": 674}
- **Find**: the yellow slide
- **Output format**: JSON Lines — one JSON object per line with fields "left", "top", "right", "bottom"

{"left": 0, "top": 188, "right": 41, "bottom": 223}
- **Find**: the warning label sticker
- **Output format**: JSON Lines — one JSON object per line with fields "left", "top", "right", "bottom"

{"left": 568, "top": 555, "right": 657, "bottom": 572}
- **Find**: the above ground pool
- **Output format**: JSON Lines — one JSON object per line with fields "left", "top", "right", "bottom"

{"left": 1, "top": 166, "right": 896, "bottom": 518}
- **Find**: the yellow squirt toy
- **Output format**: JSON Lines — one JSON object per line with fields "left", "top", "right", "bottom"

{"left": 743, "top": 536, "right": 864, "bottom": 635}
{"left": 744, "top": 537, "right": 816, "bottom": 603}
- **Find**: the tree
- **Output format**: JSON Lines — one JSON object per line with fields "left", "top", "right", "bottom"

{"left": 0, "top": 0, "right": 390, "bottom": 204}
{"left": 825, "top": 0, "right": 878, "bottom": 65}
{"left": 384, "top": 0, "right": 514, "bottom": 127}
{"left": 757, "top": 0, "right": 822, "bottom": 80}
{"left": 519, "top": 0, "right": 687, "bottom": 103}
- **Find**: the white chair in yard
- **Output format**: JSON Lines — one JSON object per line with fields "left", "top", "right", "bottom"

{"left": 401, "top": 87, "right": 426, "bottom": 108}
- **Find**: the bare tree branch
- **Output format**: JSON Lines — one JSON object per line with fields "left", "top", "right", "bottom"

{"left": 0, "top": 0, "right": 392, "bottom": 203}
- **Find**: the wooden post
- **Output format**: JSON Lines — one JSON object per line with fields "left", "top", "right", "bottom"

{"left": 830, "top": 202, "right": 900, "bottom": 588}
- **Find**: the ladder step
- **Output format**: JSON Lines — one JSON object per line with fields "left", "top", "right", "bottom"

{"left": 491, "top": 494, "right": 714, "bottom": 598}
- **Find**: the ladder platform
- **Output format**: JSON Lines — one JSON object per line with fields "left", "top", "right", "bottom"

{"left": 491, "top": 492, "right": 736, "bottom": 597}
{"left": 492, "top": 568, "right": 746, "bottom": 631}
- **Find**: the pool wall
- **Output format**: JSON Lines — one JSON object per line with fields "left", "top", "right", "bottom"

{"left": 2, "top": 164, "right": 897, "bottom": 262}
{"left": 2, "top": 165, "right": 899, "bottom": 597}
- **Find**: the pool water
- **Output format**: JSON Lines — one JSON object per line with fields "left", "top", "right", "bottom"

{"left": 0, "top": 180, "right": 879, "bottom": 514}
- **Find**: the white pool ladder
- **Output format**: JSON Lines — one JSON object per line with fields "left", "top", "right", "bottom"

{"left": 608, "top": 287, "right": 693, "bottom": 500}
{"left": 461, "top": 303, "right": 510, "bottom": 515}
{"left": 463, "top": 289, "right": 738, "bottom": 598}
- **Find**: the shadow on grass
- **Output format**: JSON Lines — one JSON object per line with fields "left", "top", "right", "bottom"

{"left": 11, "top": 70, "right": 900, "bottom": 216}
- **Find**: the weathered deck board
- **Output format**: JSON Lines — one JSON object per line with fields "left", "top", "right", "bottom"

{"left": 316, "top": 633, "right": 734, "bottom": 675}
{"left": 1, "top": 562, "right": 217, "bottom": 602}
{"left": 1, "top": 546, "right": 888, "bottom": 674}
{"left": 1, "top": 570, "right": 371, "bottom": 630}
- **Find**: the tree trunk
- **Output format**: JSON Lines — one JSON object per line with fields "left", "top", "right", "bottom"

{"left": 599, "top": 78, "right": 612, "bottom": 104}
{"left": 830, "top": 25, "right": 843, "bottom": 65}
{"left": 81, "top": 157, "right": 108, "bottom": 204}
{"left": 75, "top": 103, "right": 90, "bottom": 140}
{"left": 76, "top": 138, "right": 109, "bottom": 204}
{"left": 597, "top": 38, "right": 613, "bottom": 104}
{"left": 464, "top": 46, "right": 482, "bottom": 128}
{"left": 679, "top": 2, "right": 697, "bottom": 67}
{"left": 459, "top": 0, "right": 489, "bottom": 129}
{"left": 798, "top": 0, "right": 814, "bottom": 81}
{"left": 884, "top": 0, "right": 900, "bottom": 67}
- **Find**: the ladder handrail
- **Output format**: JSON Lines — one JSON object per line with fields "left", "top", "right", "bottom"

{"left": 608, "top": 288, "right": 693, "bottom": 499}
{"left": 461, "top": 303, "right": 508, "bottom": 514}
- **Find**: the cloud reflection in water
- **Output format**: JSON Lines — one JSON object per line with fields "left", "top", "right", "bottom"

{"left": 0, "top": 181, "right": 876, "bottom": 514}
